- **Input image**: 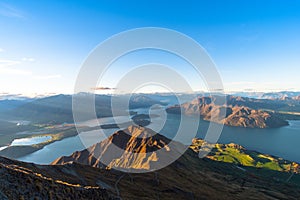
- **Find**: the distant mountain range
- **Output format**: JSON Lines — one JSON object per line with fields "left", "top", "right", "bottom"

{"left": 227, "top": 91, "right": 300, "bottom": 99}
{"left": 260, "top": 92, "right": 300, "bottom": 100}
{"left": 0, "top": 94, "right": 165, "bottom": 124}
{"left": 1, "top": 92, "right": 300, "bottom": 126}
{"left": 2, "top": 91, "right": 300, "bottom": 100}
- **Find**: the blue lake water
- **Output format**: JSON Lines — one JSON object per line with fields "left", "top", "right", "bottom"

{"left": 18, "top": 107, "right": 300, "bottom": 164}
{"left": 0, "top": 135, "right": 52, "bottom": 151}
{"left": 19, "top": 129, "right": 118, "bottom": 164}
{"left": 11, "top": 135, "right": 52, "bottom": 146}
{"left": 161, "top": 114, "right": 300, "bottom": 163}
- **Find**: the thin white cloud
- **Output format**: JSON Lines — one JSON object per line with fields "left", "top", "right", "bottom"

{"left": 0, "top": 67, "right": 32, "bottom": 75}
{"left": 0, "top": 3, "right": 25, "bottom": 19}
{"left": 226, "top": 81, "right": 256, "bottom": 85}
{"left": 0, "top": 48, "right": 4, "bottom": 53}
{"left": 0, "top": 59, "right": 21, "bottom": 67}
{"left": 91, "top": 87, "right": 116, "bottom": 91}
{"left": 0, "top": 93, "right": 30, "bottom": 100}
{"left": 0, "top": 57, "right": 61, "bottom": 80}
{"left": 0, "top": 40, "right": 52, "bottom": 80}
{"left": 22, "top": 57, "right": 35, "bottom": 62}
{"left": 0, "top": 59, "right": 31, "bottom": 75}
{"left": 34, "top": 74, "right": 62, "bottom": 80}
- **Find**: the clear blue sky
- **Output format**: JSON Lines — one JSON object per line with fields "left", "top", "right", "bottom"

{"left": 0, "top": 0, "right": 299, "bottom": 96}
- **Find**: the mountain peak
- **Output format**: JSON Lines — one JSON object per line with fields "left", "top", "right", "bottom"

{"left": 52, "top": 126, "right": 181, "bottom": 172}
{"left": 104, "top": 125, "right": 171, "bottom": 153}
{"left": 121, "top": 125, "right": 156, "bottom": 138}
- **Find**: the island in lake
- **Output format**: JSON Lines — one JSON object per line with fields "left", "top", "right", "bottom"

{"left": 167, "top": 96, "right": 289, "bottom": 128}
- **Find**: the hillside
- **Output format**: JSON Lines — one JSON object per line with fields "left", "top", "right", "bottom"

{"left": 0, "top": 157, "right": 117, "bottom": 200}
{"left": 191, "top": 139, "right": 300, "bottom": 173}
{"left": 2, "top": 94, "right": 112, "bottom": 124}
{"left": 2, "top": 152, "right": 300, "bottom": 199}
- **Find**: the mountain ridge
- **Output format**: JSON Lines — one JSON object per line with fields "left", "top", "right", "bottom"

{"left": 52, "top": 125, "right": 185, "bottom": 171}
{"left": 166, "top": 96, "right": 289, "bottom": 128}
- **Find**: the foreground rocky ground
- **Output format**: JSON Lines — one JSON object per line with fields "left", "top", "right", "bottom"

{"left": 1, "top": 152, "right": 300, "bottom": 199}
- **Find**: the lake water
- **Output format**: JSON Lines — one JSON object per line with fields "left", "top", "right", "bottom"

{"left": 18, "top": 107, "right": 300, "bottom": 164}
{"left": 0, "top": 135, "right": 52, "bottom": 151}
{"left": 161, "top": 114, "right": 300, "bottom": 163}
{"left": 19, "top": 129, "right": 118, "bottom": 164}
{"left": 11, "top": 135, "right": 52, "bottom": 146}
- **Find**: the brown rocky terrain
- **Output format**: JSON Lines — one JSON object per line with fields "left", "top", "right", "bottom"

{"left": 0, "top": 157, "right": 118, "bottom": 200}
{"left": 166, "top": 96, "right": 289, "bottom": 128}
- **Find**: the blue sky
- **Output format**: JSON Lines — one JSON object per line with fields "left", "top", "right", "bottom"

{"left": 0, "top": 0, "right": 300, "bottom": 96}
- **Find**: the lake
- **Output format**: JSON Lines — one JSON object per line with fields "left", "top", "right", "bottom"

{"left": 18, "top": 107, "right": 300, "bottom": 164}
